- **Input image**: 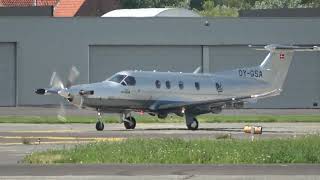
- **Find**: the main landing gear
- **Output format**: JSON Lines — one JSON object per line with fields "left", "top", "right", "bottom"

{"left": 185, "top": 115, "right": 199, "bottom": 130}
{"left": 95, "top": 110, "right": 198, "bottom": 131}
{"left": 123, "top": 116, "right": 136, "bottom": 129}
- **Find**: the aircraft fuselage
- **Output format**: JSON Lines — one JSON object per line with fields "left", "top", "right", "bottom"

{"left": 68, "top": 70, "right": 270, "bottom": 113}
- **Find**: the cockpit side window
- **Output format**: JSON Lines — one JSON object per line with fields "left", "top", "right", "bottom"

{"left": 109, "top": 74, "right": 126, "bottom": 83}
{"left": 195, "top": 82, "right": 200, "bottom": 90}
{"left": 124, "top": 76, "right": 136, "bottom": 86}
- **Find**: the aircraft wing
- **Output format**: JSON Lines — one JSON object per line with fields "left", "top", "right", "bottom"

{"left": 150, "top": 89, "right": 280, "bottom": 113}
{"left": 150, "top": 95, "right": 251, "bottom": 112}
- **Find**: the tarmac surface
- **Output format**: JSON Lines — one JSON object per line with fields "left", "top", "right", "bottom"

{"left": 0, "top": 106, "right": 319, "bottom": 116}
{"left": 0, "top": 107, "right": 319, "bottom": 179}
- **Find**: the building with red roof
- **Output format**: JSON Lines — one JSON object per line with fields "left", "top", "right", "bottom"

{"left": 0, "top": 0, "right": 120, "bottom": 16}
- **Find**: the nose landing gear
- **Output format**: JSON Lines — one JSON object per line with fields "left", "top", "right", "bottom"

{"left": 95, "top": 111, "right": 104, "bottom": 131}
{"left": 96, "top": 121, "right": 104, "bottom": 131}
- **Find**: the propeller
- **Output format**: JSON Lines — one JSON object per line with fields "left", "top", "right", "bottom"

{"left": 50, "top": 66, "right": 80, "bottom": 89}
{"left": 66, "top": 66, "right": 80, "bottom": 88}
{"left": 50, "top": 71, "right": 64, "bottom": 89}
{"left": 57, "top": 102, "right": 67, "bottom": 122}
{"left": 49, "top": 66, "right": 80, "bottom": 122}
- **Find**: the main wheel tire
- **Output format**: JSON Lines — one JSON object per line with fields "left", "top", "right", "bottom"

{"left": 96, "top": 121, "right": 104, "bottom": 131}
{"left": 187, "top": 118, "right": 199, "bottom": 130}
{"left": 124, "top": 116, "right": 136, "bottom": 129}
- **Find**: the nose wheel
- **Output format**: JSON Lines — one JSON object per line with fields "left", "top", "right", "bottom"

{"left": 124, "top": 116, "right": 136, "bottom": 129}
{"left": 96, "top": 121, "right": 104, "bottom": 131}
{"left": 95, "top": 110, "right": 104, "bottom": 131}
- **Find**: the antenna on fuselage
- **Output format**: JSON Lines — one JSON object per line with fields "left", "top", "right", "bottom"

{"left": 193, "top": 66, "right": 202, "bottom": 74}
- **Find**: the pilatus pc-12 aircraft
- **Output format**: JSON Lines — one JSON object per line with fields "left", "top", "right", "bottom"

{"left": 35, "top": 44, "right": 319, "bottom": 131}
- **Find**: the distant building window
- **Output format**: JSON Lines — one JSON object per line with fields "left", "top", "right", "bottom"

{"left": 178, "top": 81, "right": 184, "bottom": 90}
{"left": 166, "top": 81, "right": 171, "bottom": 89}
{"left": 195, "top": 82, "right": 200, "bottom": 90}
{"left": 155, "top": 80, "right": 161, "bottom": 89}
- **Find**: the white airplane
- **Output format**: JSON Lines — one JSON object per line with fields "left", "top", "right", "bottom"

{"left": 35, "top": 44, "right": 319, "bottom": 131}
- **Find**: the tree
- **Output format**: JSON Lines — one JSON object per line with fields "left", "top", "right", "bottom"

{"left": 198, "top": 0, "right": 238, "bottom": 17}
{"left": 190, "top": 0, "right": 204, "bottom": 10}
{"left": 120, "top": 0, "right": 190, "bottom": 9}
{"left": 300, "top": 0, "right": 320, "bottom": 7}
{"left": 119, "top": 0, "right": 320, "bottom": 17}
{"left": 213, "top": 0, "right": 252, "bottom": 9}
{"left": 253, "top": 0, "right": 310, "bottom": 9}
{"left": 119, "top": 0, "right": 141, "bottom": 8}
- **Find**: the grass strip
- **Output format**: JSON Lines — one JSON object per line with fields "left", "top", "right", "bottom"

{"left": 0, "top": 114, "right": 320, "bottom": 124}
{"left": 24, "top": 136, "right": 320, "bottom": 164}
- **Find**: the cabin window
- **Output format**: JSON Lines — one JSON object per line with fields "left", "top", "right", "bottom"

{"left": 109, "top": 74, "right": 126, "bottom": 83}
{"left": 155, "top": 80, "right": 161, "bottom": 89}
{"left": 178, "top": 81, "right": 184, "bottom": 90}
{"left": 165, "top": 81, "right": 171, "bottom": 89}
{"left": 124, "top": 76, "right": 136, "bottom": 86}
{"left": 195, "top": 82, "right": 200, "bottom": 90}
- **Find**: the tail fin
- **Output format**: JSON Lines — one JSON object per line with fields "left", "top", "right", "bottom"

{"left": 254, "top": 44, "right": 320, "bottom": 90}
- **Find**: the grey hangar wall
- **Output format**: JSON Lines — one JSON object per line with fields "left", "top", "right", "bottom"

{"left": 0, "top": 17, "right": 319, "bottom": 108}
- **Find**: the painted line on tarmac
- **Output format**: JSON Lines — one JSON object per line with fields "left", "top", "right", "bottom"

{"left": 0, "top": 136, "right": 125, "bottom": 141}
{"left": 0, "top": 139, "right": 126, "bottom": 146}
{"left": 5, "top": 130, "right": 80, "bottom": 133}
{"left": 0, "top": 141, "right": 90, "bottom": 145}
{"left": 0, "top": 136, "right": 126, "bottom": 145}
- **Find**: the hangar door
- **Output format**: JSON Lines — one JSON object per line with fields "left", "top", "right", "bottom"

{"left": 210, "top": 46, "right": 320, "bottom": 108}
{"left": 89, "top": 46, "right": 202, "bottom": 83}
{"left": 0, "top": 43, "right": 16, "bottom": 106}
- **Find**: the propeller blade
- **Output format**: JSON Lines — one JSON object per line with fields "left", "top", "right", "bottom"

{"left": 73, "top": 96, "right": 84, "bottom": 109}
{"left": 50, "top": 72, "right": 64, "bottom": 89}
{"left": 57, "top": 102, "right": 67, "bottom": 122}
{"left": 66, "top": 66, "right": 80, "bottom": 88}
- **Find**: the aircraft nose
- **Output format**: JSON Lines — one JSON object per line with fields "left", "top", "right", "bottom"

{"left": 58, "top": 89, "right": 71, "bottom": 98}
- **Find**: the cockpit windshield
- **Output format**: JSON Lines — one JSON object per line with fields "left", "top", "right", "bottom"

{"left": 107, "top": 74, "right": 136, "bottom": 86}
{"left": 108, "top": 74, "right": 126, "bottom": 83}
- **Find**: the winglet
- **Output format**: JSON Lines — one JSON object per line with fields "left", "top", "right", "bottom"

{"left": 193, "top": 66, "right": 202, "bottom": 74}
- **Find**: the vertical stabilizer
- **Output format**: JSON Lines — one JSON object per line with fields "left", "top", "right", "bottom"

{"left": 259, "top": 47, "right": 294, "bottom": 90}
{"left": 255, "top": 44, "right": 320, "bottom": 91}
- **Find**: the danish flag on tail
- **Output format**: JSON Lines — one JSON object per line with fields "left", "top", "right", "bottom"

{"left": 279, "top": 52, "right": 285, "bottom": 60}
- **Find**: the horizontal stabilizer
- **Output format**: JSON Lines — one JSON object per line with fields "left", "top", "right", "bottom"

{"left": 249, "top": 44, "right": 320, "bottom": 51}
